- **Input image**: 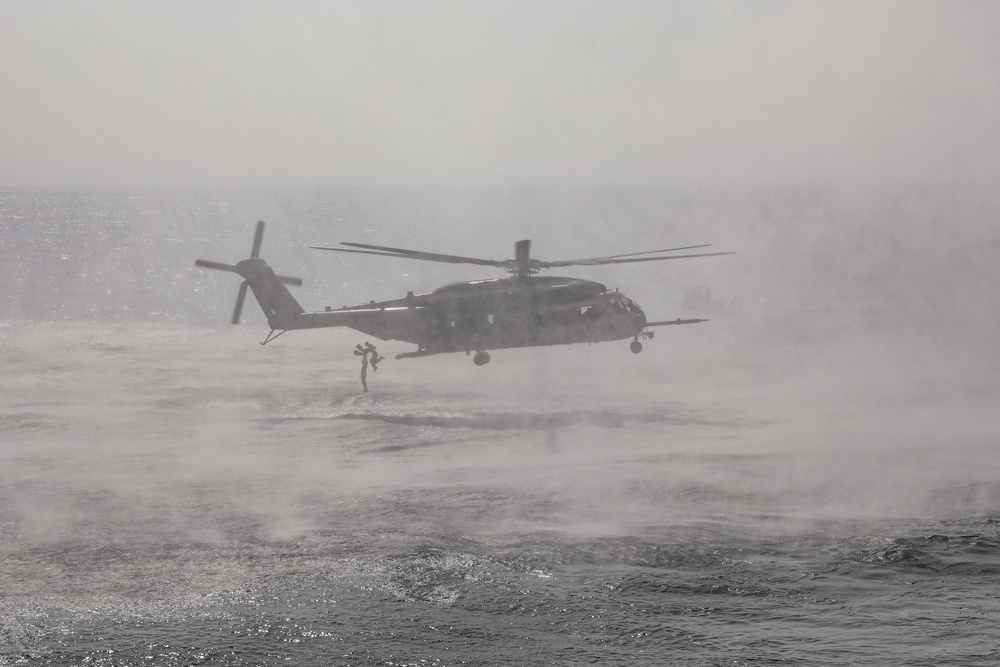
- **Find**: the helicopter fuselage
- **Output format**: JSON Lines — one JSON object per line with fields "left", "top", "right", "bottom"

{"left": 305, "top": 276, "right": 647, "bottom": 356}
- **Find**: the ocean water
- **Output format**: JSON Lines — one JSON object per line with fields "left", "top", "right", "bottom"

{"left": 2, "top": 187, "right": 999, "bottom": 665}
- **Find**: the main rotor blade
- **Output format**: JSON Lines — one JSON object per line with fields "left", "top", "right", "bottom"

{"left": 232, "top": 281, "right": 249, "bottom": 324}
{"left": 340, "top": 241, "right": 506, "bottom": 266}
{"left": 567, "top": 244, "right": 713, "bottom": 264}
{"left": 540, "top": 243, "right": 712, "bottom": 264}
{"left": 312, "top": 242, "right": 505, "bottom": 267}
{"left": 538, "top": 251, "right": 735, "bottom": 268}
{"left": 313, "top": 240, "right": 732, "bottom": 272}
{"left": 309, "top": 246, "right": 434, "bottom": 260}
{"left": 250, "top": 220, "right": 265, "bottom": 259}
{"left": 195, "top": 259, "right": 239, "bottom": 273}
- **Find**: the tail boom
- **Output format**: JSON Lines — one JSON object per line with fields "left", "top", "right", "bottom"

{"left": 235, "top": 258, "right": 306, "bottom": 330}
{"left": 236, "top": 258, "right": 428, "bottom": 342}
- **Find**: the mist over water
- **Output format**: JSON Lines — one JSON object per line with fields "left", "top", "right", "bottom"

{"left": 2, "top": 186, "right": 999, "bottom": 664}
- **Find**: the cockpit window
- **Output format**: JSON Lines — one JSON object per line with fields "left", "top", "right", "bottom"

{"left": 620, "top": 296, "right": 639, "bottom": 313}
{"left": 608, "top": 294, "right": 634, "bottom": 312}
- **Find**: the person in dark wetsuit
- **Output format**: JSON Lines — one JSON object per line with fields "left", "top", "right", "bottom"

{"left": 364, "top": 342, "right": 382, "bottom": 370}
{"left": 354, "top": 342, "right": 384, "bottom": 392}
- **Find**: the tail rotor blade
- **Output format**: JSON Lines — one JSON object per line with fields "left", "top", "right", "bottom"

{"left": 514, "top": 239, "right": 532, "bottom": 275}
{"left": 231, "top": 281, "right": 249, "bottom": 324}
{"left": 250, "top": 221, "right": 265, "bottom": 259}
{"left": 277, "top": 274, "right": 303, "bottom": 286}
{"left": 195, "top": 259, "right": 239, "bottom": 273}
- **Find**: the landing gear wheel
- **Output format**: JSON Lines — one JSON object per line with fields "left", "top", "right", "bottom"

{"left": 630, "top": 340, "right": 643, "bottom": 354}
{"left": 473, "top": 351, "right": 491, "bottom": 366}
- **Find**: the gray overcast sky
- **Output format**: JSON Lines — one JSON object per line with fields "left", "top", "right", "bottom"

{"left": 2, "top": 0, "right": 998, "bottom": 186}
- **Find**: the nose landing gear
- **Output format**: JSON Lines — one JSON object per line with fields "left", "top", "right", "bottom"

{"left": 630, "top": 329, "right": 654, "bottom": 354}
{"left": 473, "top": 351, "right": 491, "bottom": 366}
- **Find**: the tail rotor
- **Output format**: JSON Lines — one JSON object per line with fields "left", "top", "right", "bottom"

{"left": 195, "top": 220, "right": 303, "bottom": 324}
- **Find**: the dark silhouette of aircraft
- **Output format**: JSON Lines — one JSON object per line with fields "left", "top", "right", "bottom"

{"left": 195, "top": 221, "right": 732, "bottom": 365}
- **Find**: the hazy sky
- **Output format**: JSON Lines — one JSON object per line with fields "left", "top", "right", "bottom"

{"left": 2, "top": 0, "right": 998, "bottom": 186}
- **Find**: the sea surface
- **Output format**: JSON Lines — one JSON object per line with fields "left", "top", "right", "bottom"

{"left": 2, "top": 186, "right": 999, "bottom": 665}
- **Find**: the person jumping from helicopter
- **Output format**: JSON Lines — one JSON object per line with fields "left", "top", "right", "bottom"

{"left": 354, "top": 342, "right": 385, "bottom": 392}
{"left": 364, "top": 342, "right": 383, "bottom": 370}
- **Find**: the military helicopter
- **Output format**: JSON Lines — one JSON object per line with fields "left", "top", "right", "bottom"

{"left": 195, "top": 221, "right": 732, "bottom": 365}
